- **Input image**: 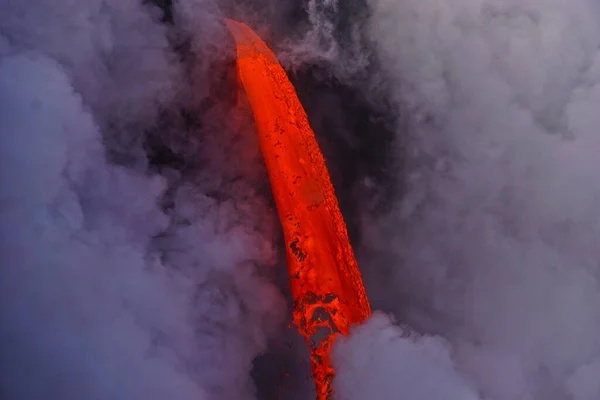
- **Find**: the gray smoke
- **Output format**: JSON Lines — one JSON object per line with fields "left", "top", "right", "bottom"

{"left": 0, "top": 1, "right": 286, "bottom": 399}
{"left": 327, "top": 1, "right": 600, "bottom": 400}
{"left": 5, "top": 0, "right": 600, "bottom": 399}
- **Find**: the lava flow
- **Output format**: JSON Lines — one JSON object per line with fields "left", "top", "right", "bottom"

{"left": 224, "top": 19, "right": 372, "bottom": 399}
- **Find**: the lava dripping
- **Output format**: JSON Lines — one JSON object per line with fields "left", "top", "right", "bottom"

{"left": 224, "top": 19, "right": 372, "bottom": 399}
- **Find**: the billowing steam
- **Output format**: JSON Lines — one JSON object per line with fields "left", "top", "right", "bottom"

{"left": 347, "top": 1, "right": 600, "bottom": 400}
{"left": 0, "top": 1, "right": 285, "bottom": 399}
{"left": 3, "top": 0, "right": 600, "bottom": 399}
{"left": 333, "top": 312, "right": 480, "bottom": 400}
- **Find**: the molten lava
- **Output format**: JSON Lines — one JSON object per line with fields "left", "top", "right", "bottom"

{"left": 224, "top": 19, "right": 372, "bottom": 399}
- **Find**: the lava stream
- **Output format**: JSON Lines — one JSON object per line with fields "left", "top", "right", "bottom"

{"left": 224, "top": 19, "right": 372, "bottom": 399}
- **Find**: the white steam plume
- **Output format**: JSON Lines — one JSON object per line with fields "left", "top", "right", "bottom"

{"left": 0, "top": 51, "right": 203, "bottom": 400}
{"left": 328, "top": 1, "right": 600, "bottom": 400}
{"left": 333, "top": 312, "right": 480, "bottom": 400}
{"left": 0, "top": 1, "right": 286, "bottom": 399}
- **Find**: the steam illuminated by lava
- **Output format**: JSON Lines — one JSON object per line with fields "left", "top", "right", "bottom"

{"left": 224, "top": 18, "right": 372, "bottom": 399}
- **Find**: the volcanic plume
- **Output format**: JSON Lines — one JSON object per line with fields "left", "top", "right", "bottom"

{"left": 4, "top": 1, "right": 600, "bottom": 400}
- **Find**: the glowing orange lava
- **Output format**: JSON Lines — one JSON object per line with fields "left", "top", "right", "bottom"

{"left": 224, "top": 19, "right": 372, "bottom": 399}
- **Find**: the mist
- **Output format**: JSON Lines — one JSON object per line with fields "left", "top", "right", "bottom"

{"left": 3, "top": 0, "right": 600, "bottom": 400}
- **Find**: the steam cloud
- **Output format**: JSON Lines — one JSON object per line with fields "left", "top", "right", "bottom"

{"left": 3, "top": 0, "right": 600, "bottom": 400}
{"left": 335, "top": 1, "right": 600, "bottom": 400}
{"left": 332, "top": 312, "right": 480, "bottom": 400}
{"left": 0, "top": 1, "right": 285, "bottom": 399}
